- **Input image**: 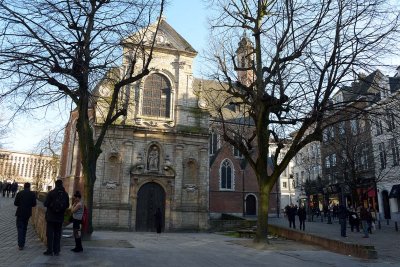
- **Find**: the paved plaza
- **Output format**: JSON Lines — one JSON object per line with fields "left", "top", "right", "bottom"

{"left": 1, "top": 197, "right": 399, "bottom": 267}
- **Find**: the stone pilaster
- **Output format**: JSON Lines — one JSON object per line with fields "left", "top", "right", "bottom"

{"left": 174, "top": 144, "right": 184, "bottom": 208}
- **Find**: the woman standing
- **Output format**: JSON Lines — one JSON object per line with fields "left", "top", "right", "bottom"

{"left": 71, "top": 191, "right": 84, "bottom": 252}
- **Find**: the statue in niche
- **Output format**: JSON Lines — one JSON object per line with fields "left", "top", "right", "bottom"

{"left": 147, "top": 146, "right": 159, "bottom": 171}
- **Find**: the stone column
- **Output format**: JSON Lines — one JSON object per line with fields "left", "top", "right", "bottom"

{"left": 121, "top": 141, "right": 134, "bottom": 203}
{"left": 198, "top": 147, "right": 209, "bottom": 229}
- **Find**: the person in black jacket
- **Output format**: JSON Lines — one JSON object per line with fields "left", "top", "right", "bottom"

{"left": 14, "top": 182, "right": 37, "bottom": 250}
{"left": 338, "top": 204, "right": 348, "bottom": 237}
{"left": 11, "top": 181, "right": 19, "bottom": 198}
{"left": 287, "top": 204, "right": 297, "bottom": 229}
{"left": 297, "top": 204, "right": 307, "bottom": 231}
{"left": 43, "top": 179, "right": 69, "bottom": 256}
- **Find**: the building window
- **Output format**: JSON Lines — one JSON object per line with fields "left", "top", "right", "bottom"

{"left": 360, "top": 144, "right": 369, "bottom": 170}
{"left": 325, "top": 156, "right": 330, "bottom": 168}
{"left": 350, "top": 120, "right": 358, "bottom": 135}
{"left": 387, "top": 114, "right": 396, "bottom": 131}
{"left": 233, "top": 146, "right": 243, "bottom": 158}
{"left": 378, "top": 142, "right": 387, "bottom": 169}
{"left": 376, "top": 120, "right": 383, "bottom": 136}
{"left": 359, "top": 119, "right": 366, "bottom": 133}
{"left": 220, "top": 159, "right": 234, "bottom": 190}
{"left": 329, "top": 126, "right": 335, "bottom": 140}
{"left": 282, "top": 182, "right": 287, "bottom": 189}
{"left": 338, "top": 121, "right": 345, "bottom": 135}
{"left": 323, "top": 129, "right": 329, "bottom": 143}
{"left": 331, "top": 154, "right": 336, "bottom": 167}
{"left": 209, "top": 129, "right": 219, "bottom": 155}
{"left": 142, "top": 73, "right": 171, "bottom": 118}
{"left": 390, "top": 138, "right": 400, "bottom": 166}
{"left": 233, "top": 133, "right": 243, "bottom": 158}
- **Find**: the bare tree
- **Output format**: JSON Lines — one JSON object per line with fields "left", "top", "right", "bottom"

{"left": 204, "top": 0, "right": 400, "bottom": 242}
{"left": 0, "top": 0, "right": 165, "bottom": 233}
{"left": 32, "top": 130, "right": 64, "bottom": 191}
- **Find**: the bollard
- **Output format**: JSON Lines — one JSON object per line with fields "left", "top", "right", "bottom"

{"left": 387, "top": 219, "right": 390, "bottom": 225}
{"left": 395, "top": 222, "right": 398, "bottom": 232}
{"left": 378, "top": 220, "right": 381, "bottom": 230}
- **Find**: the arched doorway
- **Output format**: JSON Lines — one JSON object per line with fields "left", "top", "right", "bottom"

{"left": 136, "top": 182, "right": 165, "bottom": 231}
{"left": 382, "top": 190, "right": 391, "bottom": 219}
{"left": 245, "top": 194, "right": 257, "bottom": 216}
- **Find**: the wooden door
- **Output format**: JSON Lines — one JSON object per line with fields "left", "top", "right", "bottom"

{"left": 246, "top": 195, "right": 257, "bottom": 216}
{"left": 136, "top": 182, "right": 165, "bottom": 231}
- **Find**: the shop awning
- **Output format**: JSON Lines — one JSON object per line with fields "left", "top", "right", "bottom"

{"left": 389, "top": 184, "right": 400, "bottom": 198}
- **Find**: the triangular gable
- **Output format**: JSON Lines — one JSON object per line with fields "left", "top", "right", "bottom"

{"left": 123, "top": 18, "right": 197, "bottom": 55}
{"left": 156, "top": 19, "right": 197, "bottom": 54}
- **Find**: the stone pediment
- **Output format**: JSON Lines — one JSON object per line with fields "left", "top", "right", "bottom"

{"left": 154, "top": 19, "right": 197, "bottom": 54}
{"left": 124, "top": 18, "right": 197, "bottom": 55}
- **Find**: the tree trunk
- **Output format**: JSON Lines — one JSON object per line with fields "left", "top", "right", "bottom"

{"left": 76, "top": 94, "right": 99, "bottom": 235}
{"left": 255, "top": 179, "right": 270, "bottom": 243}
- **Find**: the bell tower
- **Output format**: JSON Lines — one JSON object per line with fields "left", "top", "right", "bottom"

{"left": 236, "top": 34, "right": 254, "bottom": 86}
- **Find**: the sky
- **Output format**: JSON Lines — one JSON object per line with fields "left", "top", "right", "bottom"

{"left": 4, "top": 0, "right": 209, "bottom": 153}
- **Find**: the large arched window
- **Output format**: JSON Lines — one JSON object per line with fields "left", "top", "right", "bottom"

{"left": 142, "top": 73, "right": 171, "bottom": 118}
{"left": 220, "top": 159, "right": 234, "bottom": 190}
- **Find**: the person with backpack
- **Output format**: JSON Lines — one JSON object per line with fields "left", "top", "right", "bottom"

{"left": 43, "top": 179, "right": 69, "bottom": 256}
{"left": 14, "top": 182, "right": 37, "bottom": 250}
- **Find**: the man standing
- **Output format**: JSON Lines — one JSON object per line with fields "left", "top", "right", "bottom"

{"left": 43, "top": 179, "right": 69, "bottom": 256}
{"left": 11, "top": 181, "right": 19, "bottom": 198}
{"left": 338, "top": 204, "right": 348, "bottom": 237}
{"left": 297, "top": 204, "right": 307, "bottom": 231}
{"left": 14, "top": 182, "right": 37, "bottom": 250}
{"left": 288, "top": 203, "right": 297, "bottom": 229}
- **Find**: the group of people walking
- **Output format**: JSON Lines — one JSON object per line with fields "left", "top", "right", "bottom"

{"left": 335, "top": 204, "right": 375, "bottom": 238}
{"left": 284, "top": 203, "right": 307, "bottom": 231}
{"left": 285, "top": 202, "right": 376, "bottom": 239}
{"left": 1, "top": 180, "right": 19, "bottom": 198}
{"left": 13, "top": 179, "right": 84, "bottom": 255}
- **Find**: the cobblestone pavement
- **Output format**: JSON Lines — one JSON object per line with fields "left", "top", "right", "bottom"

{"left": 269, "top": 215, "right": 400, "bottom": 263}
{"left": 1, "top": 197, "right": 399, "bottom": 267}
{"left": 0, "top": 196, "right": 45, "bottom": 267}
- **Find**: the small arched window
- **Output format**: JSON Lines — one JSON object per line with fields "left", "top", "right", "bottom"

{"left": 142, "top": 73, "right": 171, "bottom": 118}
{"left": 220, "top": 159, "right": 234, "bottom": 190}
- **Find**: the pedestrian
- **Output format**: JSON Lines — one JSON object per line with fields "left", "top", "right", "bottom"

{"left": 366, "top": 207, "right": 374, "bottom": 234}
{"left": 287, "top": 203, "right": 297, "bottom": 229}
{"left": 70, "top": 191, "right": 84, "bottom": 252}
{"left": 297, "top": 204, "right": 307, "bottom": 231}
{"left": 6, "top": 182, "right": 12, "bottom": 197}
{"left": 43, "top": 179, "right": 69, "bottom": 256}
{"left": 14, "top": 182, "right": 37, "bottom": 250}
{"left": 348, "top": 207, "right": 360, "bottom": 232}
{"left": 155, "top": 208, "right": 162, "bottom": 234}
{"left": 360, "top": 206, "right": 369, "bottom": 238}
{"left": 338, "top": 204, "right": 348, "bottom": 237}
{"left": 2, "top": 181, "right": 6, "bottom": 197}
{"left": 333, "top": 204, "right": 338, "bottom": 221}
{"left": 11, "top": 181, "right": 18, "bottom": 198}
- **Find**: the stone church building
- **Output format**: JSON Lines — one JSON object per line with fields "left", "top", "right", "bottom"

{"left": 59, "top": 19, "right": 281, "bottom": 232}
{"left": 60, "top": 19, "right": 210, "bottom": 231}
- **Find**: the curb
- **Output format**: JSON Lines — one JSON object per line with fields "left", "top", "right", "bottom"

{"left": 268, "top": 224, "right": 378, "bottom": 259}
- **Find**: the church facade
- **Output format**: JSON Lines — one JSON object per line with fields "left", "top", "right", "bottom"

{"left": 60, "top": 19, "right": 210, "bottom": 231}
{"left": 60, "top": 19, "right": 282, "bottom": 232}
